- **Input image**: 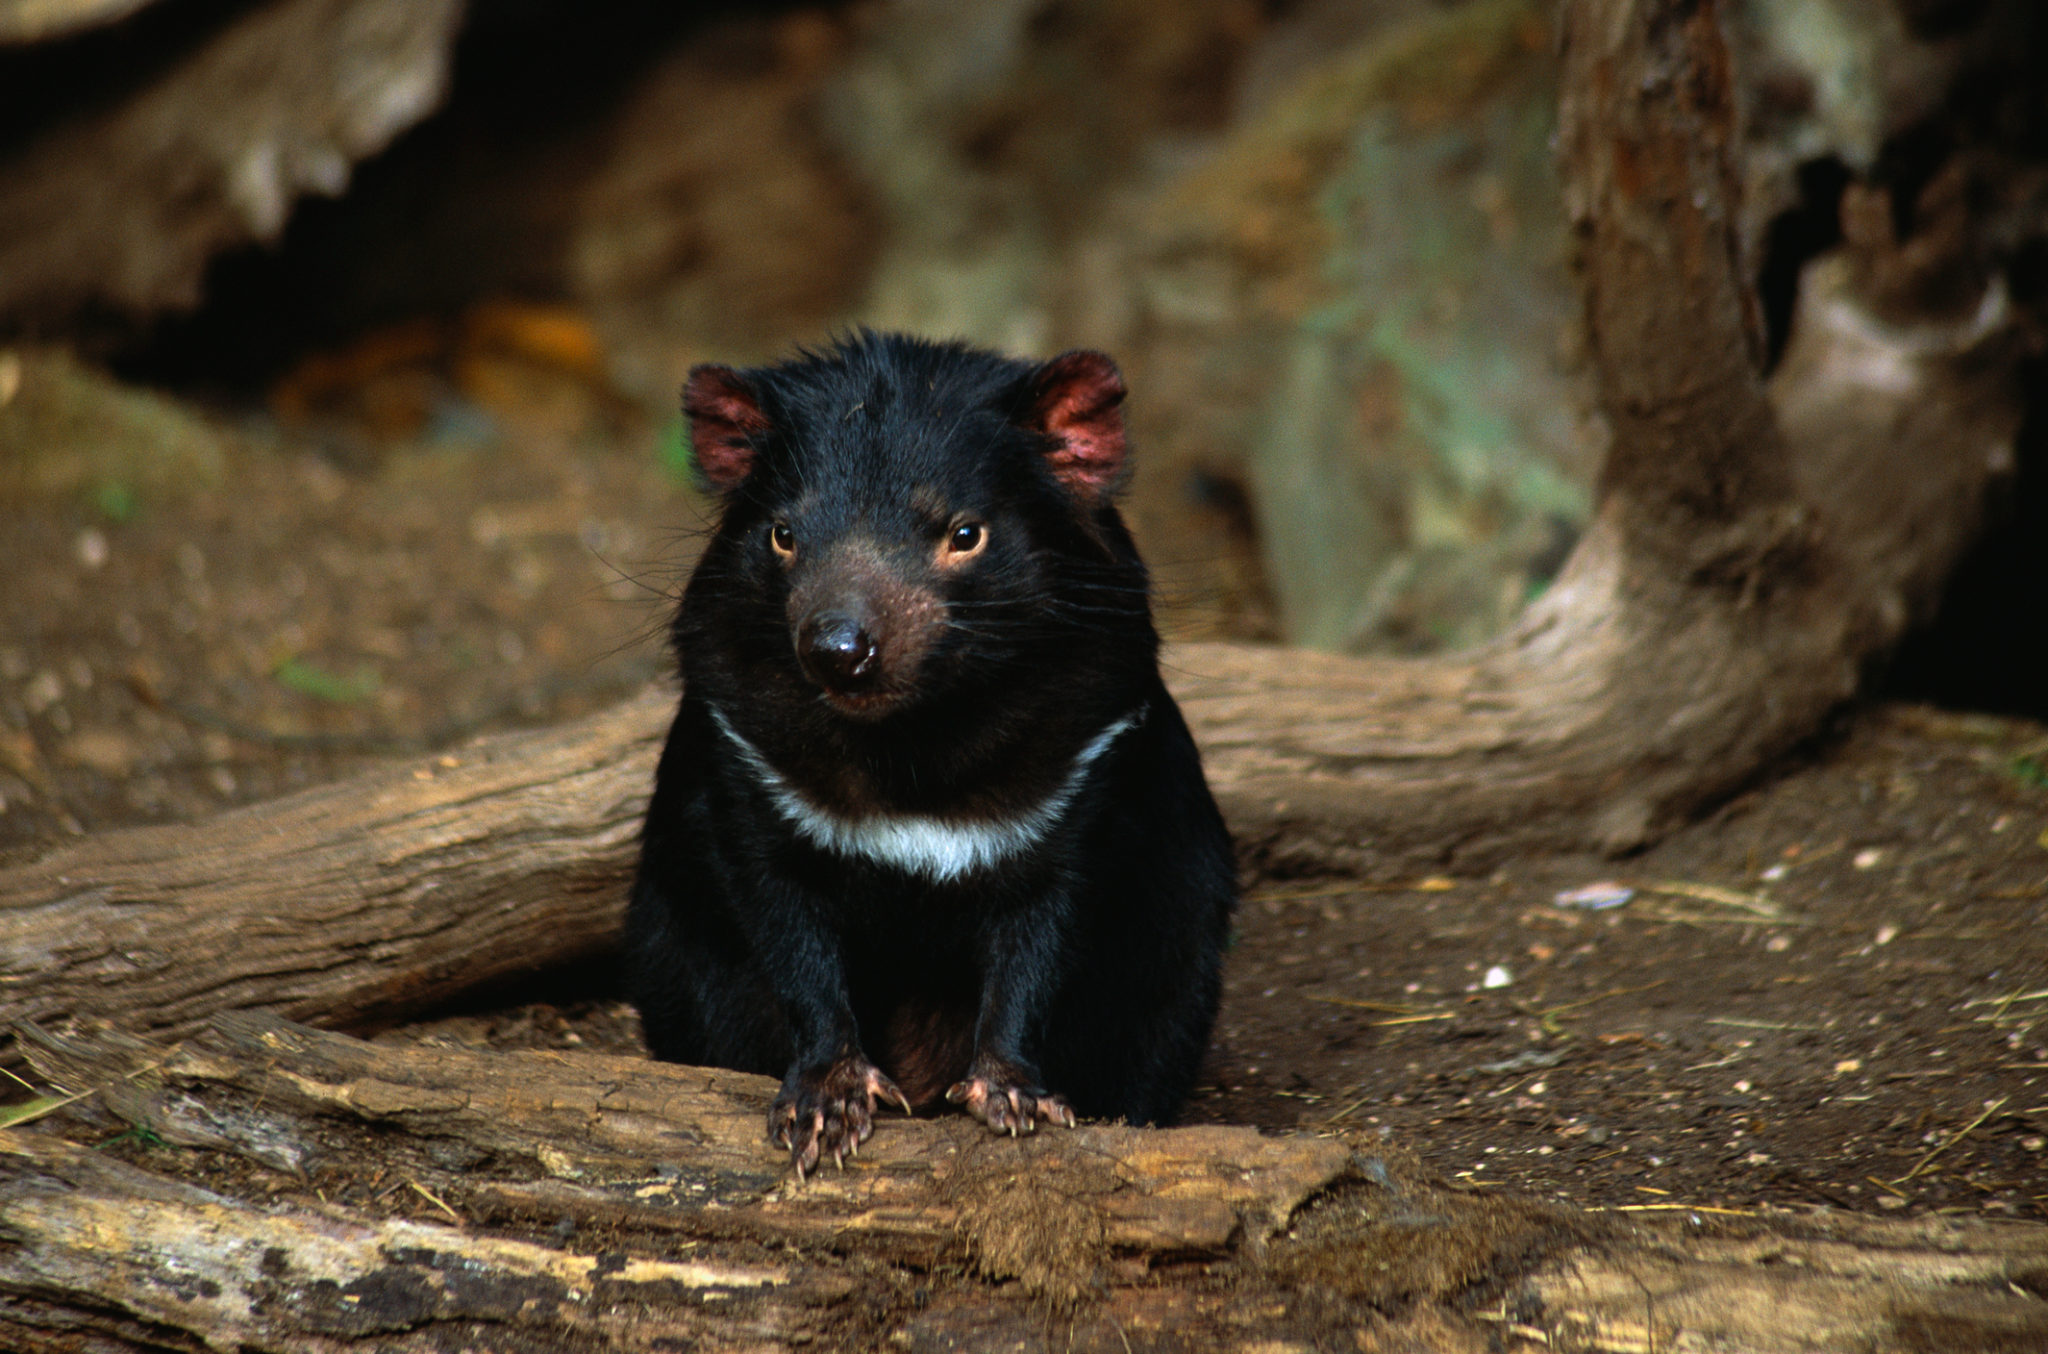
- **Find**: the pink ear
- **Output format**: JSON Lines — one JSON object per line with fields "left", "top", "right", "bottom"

{"left": 682, "top": 365, "right": 771, "bottom": 492}
{"left": 1029, "top": 350, "right": 1128, "bottom": 502}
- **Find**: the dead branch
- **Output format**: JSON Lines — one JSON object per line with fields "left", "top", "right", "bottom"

{"left": 3, "top": 1013, "right": 2042, "bottom": 1352}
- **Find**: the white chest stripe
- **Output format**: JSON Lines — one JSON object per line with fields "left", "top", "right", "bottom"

{"left": 709, "top": 706, "right": 1142, "bottom": 883}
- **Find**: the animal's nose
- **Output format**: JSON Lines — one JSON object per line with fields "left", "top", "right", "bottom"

{"left": 797, "top": 612, "right": 879, "bottom": 692}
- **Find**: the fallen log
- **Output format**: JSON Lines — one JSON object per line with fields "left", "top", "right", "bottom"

{"left": 5, "top": 1013, "right": 2044, "bottom": 1352}
{"left": 0, "top": 690, "right": 664, "bottom": 1044}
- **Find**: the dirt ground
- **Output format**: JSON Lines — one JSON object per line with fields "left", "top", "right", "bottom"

{"left": 3, "top": 355, "right": 2044, "bottom": 1228}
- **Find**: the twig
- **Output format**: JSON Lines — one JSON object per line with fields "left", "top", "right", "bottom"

{"left": 1247, "top": 878, "right": 1456, "bottom": 905}
{"left": 1319, "top": 1088, "right": 1379, "bottom": 1126}
{"left": 1890, "top": 1097, "right": 2009, "bottom": 1185}
{"left": 0, "top": 1090, "right": 88, "bottom": 1129}
{"left": 408, "top": 1178, "right": 463, "bottom": 1223}
{"left": 1631, "top": 906, "right": 1813, "bottom": 927}
{"left": 1643, "top": 880, "right": 1783, "bottom": 918}
{"left": 1305, "top": 995, "right": 1437, "bottom": 1015}
{"left": 1530, "top": 980, "right": 1670, "bottom": 1018}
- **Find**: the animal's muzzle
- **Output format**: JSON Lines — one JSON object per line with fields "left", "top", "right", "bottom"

{"left": 797, "top": 610, "right": 881, "bottom": 694}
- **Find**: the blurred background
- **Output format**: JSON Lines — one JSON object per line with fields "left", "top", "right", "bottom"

{"left": 1, "top": 0, "right": 2044, "bottom": 856}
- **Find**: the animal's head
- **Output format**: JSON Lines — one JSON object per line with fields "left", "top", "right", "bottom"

{"left": 681, "top": 332, "right": 1141, "bottom": 720}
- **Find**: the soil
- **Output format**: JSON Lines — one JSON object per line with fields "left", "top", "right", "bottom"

{"left": 3, "top": 351, "right": 2045, "bottom": 1229}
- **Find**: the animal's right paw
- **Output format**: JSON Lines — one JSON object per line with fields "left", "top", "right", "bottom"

{"left": 945, "top": 1055, "right": 1077, "bottom": 1136}
{"left": 768, "top": 1054, "right": 914, "bottom": 1181}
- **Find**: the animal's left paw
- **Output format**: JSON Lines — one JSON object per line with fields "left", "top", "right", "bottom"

{"left": 945, "top": 1056, "right": 1076, "bottom": 1136}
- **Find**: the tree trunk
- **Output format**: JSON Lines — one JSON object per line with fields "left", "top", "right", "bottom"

{"left": 4, "top": 1012, "right": 2044, "bottom": 1352}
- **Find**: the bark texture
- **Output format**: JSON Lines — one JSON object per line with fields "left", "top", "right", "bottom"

{"left": 0, "top": 690, "right": 661, "bottom": 1043}
{"left": 1185, "top": 0, "right": 2020, "bottom": 875}
{"left": 3, "top": 1013, "right": 2043, "bottom": 1352}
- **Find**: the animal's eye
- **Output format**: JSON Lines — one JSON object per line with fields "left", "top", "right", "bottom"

{"left": 769, "top": 521, "right": 796, "bottom": 557}
{"left": 947, "top": 522, "right": 986, "bottom": 555}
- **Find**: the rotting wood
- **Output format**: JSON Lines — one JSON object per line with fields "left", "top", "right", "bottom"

{"left": 11, "top": 1012, "right": 1356, "bottom": 1273}
{"left": 0, "top": 1133, "right": 830, "bottom": 1354}
{"left": 4, "top": 1012, "right": 2044, "bottom": 1353}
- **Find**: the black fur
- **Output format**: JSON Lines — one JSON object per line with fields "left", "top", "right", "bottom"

{"left": 626, "top": 331, "right": 1236, "bottom": 1172}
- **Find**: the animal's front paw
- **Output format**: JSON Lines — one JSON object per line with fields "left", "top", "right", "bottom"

{"left": 769, "top": 1054, "right": 914, "bottom": 1180}
{"left": 945, "top": 1056, "right": 1076, "bottom": 1136}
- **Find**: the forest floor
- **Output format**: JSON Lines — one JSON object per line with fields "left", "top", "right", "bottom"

{"left": 3, "top": 347, "right": 2044, "bottom": 1228}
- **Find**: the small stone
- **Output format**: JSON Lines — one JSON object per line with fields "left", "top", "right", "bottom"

{"left": 1482, "top": 965, "right": 1513, "bottom": 989}
{"left": 1555, "top": 882, "right": 1633, "bottom": 910}
{"left": 75, "top": 527, "right": 109, "bottom": 570}
{"left": 64, "top": 729, "right": 136, "bottom": 776}
{"left": 22, "top": 669, "right": 62, "bottom": 715}
{"left": 1853, "top": 847, "right": 1884, "bottom": 870}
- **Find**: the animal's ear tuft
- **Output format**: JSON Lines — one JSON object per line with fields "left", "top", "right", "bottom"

{"left": 682, "top": 365, "right": 771, "bottom": 492}
{"left": 1027, "top": 350, "right": 1128, "bottom": 504}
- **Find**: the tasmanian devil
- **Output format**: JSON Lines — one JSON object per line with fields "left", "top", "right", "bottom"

{"left": 626, "top": 331, "right": 1237, "bottom": 1176}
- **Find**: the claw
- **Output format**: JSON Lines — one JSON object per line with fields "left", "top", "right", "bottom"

{"left": 770, "top": 1052, "right": 911, "bottom": 1183}
{"left": 947, "top": 1066, "right": 1075, "bottom": 1138}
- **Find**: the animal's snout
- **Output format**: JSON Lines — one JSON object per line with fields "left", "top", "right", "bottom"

{"left": 797, "top": 610, "right": 880, "bottom": 694}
